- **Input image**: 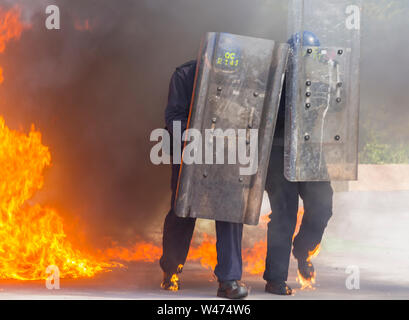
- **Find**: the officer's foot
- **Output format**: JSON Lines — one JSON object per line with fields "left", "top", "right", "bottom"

{"left": 217, "top": 281, "right": 248, "bottom": 299}
{"left": 265, "top": 281, "right": 293, "bottom": 295}
{"left": 297, "top": 259, "right": 315, "bottom": 280}
{"left": 266, "top": 281, "right": 293, "bottom": 296}
{"left": 161, "top": 272, "right": 181, "bottom": 291}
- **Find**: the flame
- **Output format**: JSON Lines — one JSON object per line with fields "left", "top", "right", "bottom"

{"left": 0, "top": 6, "right": 25, "bottom": 53}
{"left": 307, "top": 244, "right": 321, "bottom": 262}
{"left": 291, "top": 208, "right": 323, "bottom": 290}
{"left": 0, "top": 6, "right": 27, "bottom": 84}
{"left": 0, "top": 5, "right": 117, "bottom": 281}
{"left": 161, "top": 272, "right": 180, "bottom": 291}
{"left": 167, "top": 273, "right": 180, "bottom": 291}
{"left": 105, "top": 241, "right": 162, "bottom": 263}
{"left": 296, "top": 244, "right": 321, "bottom": 290}
{"left": 293, "top": 208, "right": 305, "bottom": 241}
{"left": 187, "top": 233, "right": 217, "bottom": 271}
{"left": 160, "top": 264, "right": 182, "bottom": 291}
{"left": 243, "top": 240, "right": 267, "bottom": 275}
{"left": 296, "top": 269, "right": 316, "bottom": 290}
{"left": 0, "top": 117, "right": 116, "bottom": 280}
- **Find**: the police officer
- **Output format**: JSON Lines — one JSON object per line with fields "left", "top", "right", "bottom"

{"left": 160, "top": 60, "right": 248, "bottom": 299}
{"left": 263, "top": 32, "right": 333, "bottom": 295}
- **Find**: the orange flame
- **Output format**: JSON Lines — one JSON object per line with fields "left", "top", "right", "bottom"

{"left": 243, "top": 240, "right": 267, "bottom": 275}
{"left": 0, "top": 5, "right": 116, "bottom": 281}
{"left": 0, "top": 6, "right": 27, "bottom": 84}
{"left": 105, "top": 241, "right": 162, "bottom": 263}
{"left": 0, "top": 6, "right": 25, "bottom": 53}
{"left": 293, "top": 208, "right": 305, "bottom": 241}
{"left": 0, "top": 117, "right": 116, "bottom": 280}
{"left": 167, "top": 273, "right": 180, "bottom": 291}
{"left": 160, "top": 265, "right": 183, "bottom": 291}
{"left": 296, "top": 244, "right": 321, "bottom": 290}
{"left": 188, "top": 233, "right": 217, "bottom": 271}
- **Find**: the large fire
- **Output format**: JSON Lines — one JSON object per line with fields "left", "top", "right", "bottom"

{"left": 0, "top": 117, "right": 114, "bottom": 280}
{"left": 0, "top": 6, "right": 114, "bottom": 280}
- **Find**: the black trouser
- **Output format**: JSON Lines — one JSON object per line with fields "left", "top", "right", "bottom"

{"left": 263, "top": 146, "right": 333, "bottom": 282}
{"left": 159, "top": 164, "right": 243, "bottom": 282}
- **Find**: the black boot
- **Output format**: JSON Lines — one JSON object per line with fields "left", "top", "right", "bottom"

{"left": 265, "top": 281, "right": 292, "bottom": 295}
{"left": 297, "top": 259, "right": 315, "bottom": 280}
{"left": 217, "top": 281, "right": 249, "bottom": 299}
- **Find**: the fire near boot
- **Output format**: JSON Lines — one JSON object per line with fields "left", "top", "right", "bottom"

{"left": 265, "top": 281, "right": 293, "bottom": 295}
{"left": 161, "top": 264, "right": 183, "bottom": 291}
{"left": 217, "top": 281, "right": 249, "bottom": 299}
{"left": 297, "top": 259, "right": 315, "bottom": 280}
{"left": 161, "top": 272, "right": 181, "bottom": 291}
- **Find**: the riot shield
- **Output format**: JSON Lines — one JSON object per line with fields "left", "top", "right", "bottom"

{"left": 284, "top": 0, "right": 361, "bottom": 181}
{"left": 174, "top": 32, "right": 289, "bottom": 225}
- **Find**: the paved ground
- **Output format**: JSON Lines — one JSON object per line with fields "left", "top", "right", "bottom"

{"left": 1, "top": 191, "right": 409, "bottom": 300}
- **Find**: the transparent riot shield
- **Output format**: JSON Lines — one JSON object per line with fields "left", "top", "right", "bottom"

{"left": 284, "top": 0, "right": 361, "bottom": 181}
{"left": 175, "top": 32, "right": 289, "bottom": 225}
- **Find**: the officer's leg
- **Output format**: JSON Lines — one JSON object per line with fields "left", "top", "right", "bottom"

{"left": 214, "top": 221, "right": 243, "bottom": 281}
{"left": 159, "top": 209, "right": 196, "bottom": 274}
{"left": 293, "top": 181, "right": 333, "bottom": 260}
{"left": 214, "top": 221, "right": 248, "bottom": 299}
{"left": 160, "top": 164, "right": 196, "bottom": 275}
{"left": 263, "top": 146, "right": 299, "bottom": 283}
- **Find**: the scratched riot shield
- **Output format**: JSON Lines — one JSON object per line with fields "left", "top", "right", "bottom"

{"left": 175, "top": 32, "right": 289, "bottom": 225}
{"left": 284, "top": 0, "right": 361, "bottom": 181}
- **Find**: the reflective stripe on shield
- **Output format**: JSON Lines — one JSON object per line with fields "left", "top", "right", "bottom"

{"left": 175, "top": 32, "right": 289, "bottom": 225}
{"left": 284, "top": 0, "right": 362, "bottom": 181}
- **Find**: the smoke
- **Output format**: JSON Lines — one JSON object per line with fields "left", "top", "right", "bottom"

{"left": 0, "top": 0, "right": 407, "bottom": 247}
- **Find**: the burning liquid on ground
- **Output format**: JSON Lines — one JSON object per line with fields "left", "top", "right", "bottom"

{"left": 0, "top": 6, "right": 322, "bottom": 288}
